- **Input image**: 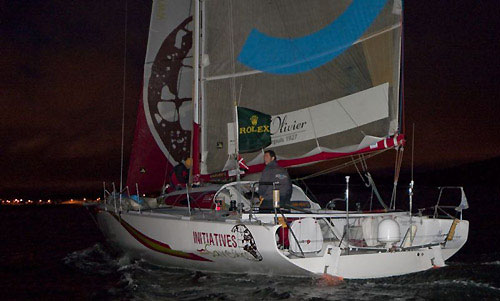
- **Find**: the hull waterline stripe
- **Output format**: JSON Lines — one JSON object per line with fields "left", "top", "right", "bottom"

{"left": 109, "top": 212, "right": 212, "bottom": 262}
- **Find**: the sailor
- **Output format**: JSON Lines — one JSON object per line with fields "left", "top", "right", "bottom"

{"left": 258, "top": 150, "right": 292, "bottom": 209}
{"left": 170, "top": 158, "right": 192, "bottom": 191}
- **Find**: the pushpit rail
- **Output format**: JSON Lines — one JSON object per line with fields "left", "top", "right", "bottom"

{"left": 417, "top": 186, "right": 468, "bottom": 220}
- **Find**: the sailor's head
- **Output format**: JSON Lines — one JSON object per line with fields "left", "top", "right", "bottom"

{"left": 184, "top": 158, "right": 192, "bottom": 169}
{"left": 263, "top": 150, "right": 276, "bottom": 165}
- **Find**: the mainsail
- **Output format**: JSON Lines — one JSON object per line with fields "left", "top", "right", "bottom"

{"left": 127, "top": 0, "right": 194, "bottom": 193}
{"left": 199, "top": 0, "right": 403, "bottom": 176}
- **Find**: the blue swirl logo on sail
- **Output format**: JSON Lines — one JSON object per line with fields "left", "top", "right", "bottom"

{"left": 237, "top": 0, "right": 387, "bottom": 75}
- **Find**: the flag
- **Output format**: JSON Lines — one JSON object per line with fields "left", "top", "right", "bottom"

{"left": 238, "top": 155, "right": 249, "bottom": 170}
{"left": 456, "top": 187, "right": 469, "bottom": 211}
{"left": 237, "top": 107, "right": 271, "bottom": 153}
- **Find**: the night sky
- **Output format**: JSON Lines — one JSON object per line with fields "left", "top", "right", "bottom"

{"left": 1, "top": 1, "right": 499, "bottom": 199}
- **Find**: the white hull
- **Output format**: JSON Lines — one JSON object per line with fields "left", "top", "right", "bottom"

{"left": 95, "top": 206, "right": 468, "bottom": 279}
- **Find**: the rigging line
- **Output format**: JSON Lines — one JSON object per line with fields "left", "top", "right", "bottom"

{"left": 392, "top": 147, "right": 404, "bottom": 208}
{"left": 296, "top": 148, "right": 391, "bottom": 181}
{"left": 361, "top": 153, "right": 368, "bottom": 172}
{"left": 237, "top": 83, "right": 243, "bottom": 106}
{"left": 390, "top": 147, "right": 403, "bottom": 208}
{"left": 294, "top": 178, "right": 320, "bottom": 205}
{"left": 369, "top": 182, "right": 374, "bottom": 211}
{"left": 307, "top": 108, "right": 321, "bottom": 148}
{"left": 411, "top": 123, "right": 415, "bottom": 182}
{"left": 397, "top": 147, "right": 404, "bottom": 179}
{"left": 120, "top": 0, "right": 128, "bottom": 194}
{"left": 393, "top": 147, "right": 402, "bottom": 183}
{"left": 352, "top": 156, "right": 369, "bottom": 187}
{"left": 393, "top": 149, "right": 399, "bottom": 182}
{"left": 227, "top": 0, "right": 237, "bottom": 103}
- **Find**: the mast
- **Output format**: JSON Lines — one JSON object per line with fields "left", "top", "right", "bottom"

{"left": 398, "top": 0, "right": 405, "bottom": 135}
{"left": 234, "top": 103, "right": 240, "bottom": 178}
{"left": 191, "top": 0, "right": 201, "bottom": 180}
{"left": 200, "top": 0, "right": 207, "bottom": 175}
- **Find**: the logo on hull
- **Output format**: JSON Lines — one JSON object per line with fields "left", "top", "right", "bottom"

{"left": 232, "top": 224, "right": 263, "bottom": 261}
{"left": 194, "top": 224, "right": 263, "bottom": 262}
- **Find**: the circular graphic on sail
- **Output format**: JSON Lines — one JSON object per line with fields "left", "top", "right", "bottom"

{"left": 147, "top": 16, "right": 193, "bottom": 164}
{"left": 231, "top": 224, "right": 263, "bottom": 261}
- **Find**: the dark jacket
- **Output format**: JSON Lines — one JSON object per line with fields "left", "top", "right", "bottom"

{"left": 170, "top": 163, "right": 189, "bottom": 190}
{"left": 259, "top": 160, "right": 292, "bottom": 208}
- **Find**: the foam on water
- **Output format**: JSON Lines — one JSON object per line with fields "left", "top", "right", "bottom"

{"left": 482, "top": 261, "right": 500, "bottom": 265}
{"left": 63, "top": 243, "right": 118, "bottom": 275}
{"left": 63, "top": 244, "right": 500, "bottom": 300}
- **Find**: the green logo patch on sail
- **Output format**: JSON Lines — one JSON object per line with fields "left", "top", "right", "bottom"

{"left": 238, "top": 107, "right": 271, "bottom": 153}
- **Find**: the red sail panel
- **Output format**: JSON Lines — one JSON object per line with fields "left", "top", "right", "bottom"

{"left": 126, "top": 96, "right": 171, "bottom": 194}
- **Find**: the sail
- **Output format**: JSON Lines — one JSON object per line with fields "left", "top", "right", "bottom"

{"left": 127, "top": 0, "right": 194, "bottom": 193}
{"left": 199, "top": 0, "right": 403, "bottom": 175}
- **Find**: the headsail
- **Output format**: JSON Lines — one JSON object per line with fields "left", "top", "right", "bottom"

{"left": 199, "top": 0, "right": 403, "bottom": 176}
{"left": 127, "top": 0, "right": 194, "bottom": 194}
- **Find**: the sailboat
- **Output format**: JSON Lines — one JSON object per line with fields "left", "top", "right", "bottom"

{"left": 92, "top": 0, "right": 469, "bottom": 279}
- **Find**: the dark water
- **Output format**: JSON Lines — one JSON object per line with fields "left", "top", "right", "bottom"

{"left": 1, "top": 204, "right": 499, "bottom": 300}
